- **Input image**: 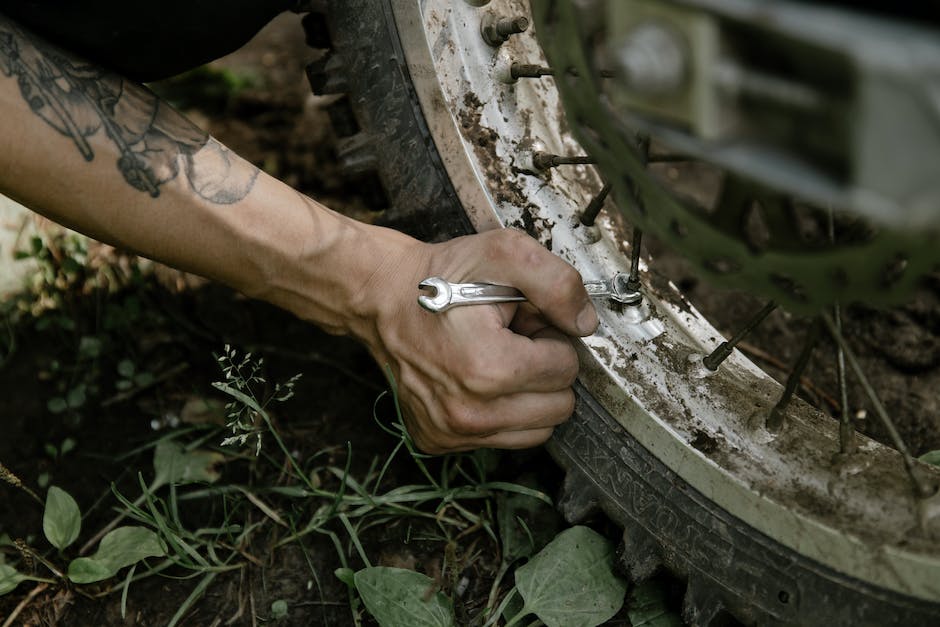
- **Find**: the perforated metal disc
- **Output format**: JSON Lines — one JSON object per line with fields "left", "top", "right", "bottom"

{"left": 535, "top": 0, "right": 940, "bottom": 313}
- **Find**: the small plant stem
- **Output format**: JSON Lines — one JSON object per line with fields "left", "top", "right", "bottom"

{"left": 504, "top": 607, "right": 533, "bottom": 627}
{"left": 383, "top": 365, "right": 441, "bottom": 490}
{"left": 217, "top": 381, "right": 319, "bottom": 494}
{"left": 96, "top": 559, "right": 176, "bottom": 597}
{"left": 167, "top": 572, "right": 218, "bottom": 627}
{"left": 317, "top": 529, "right": 362, "bottom": 627}
{"left": 326, "top": 444, "right": 356, "bottom": 520}
{"left": 484, "top": 562, "right": 511, "bottom": 620}
{"left": 120, "top": 564, "right": 136, "bottom": 619}
{"left": 339, "top": 514, "right": 372, "bottom": 568}
{"left": 2, "top": 582, "right": 49, "bottom": 627}
{"left": 374, "top": 438, "right": 406, "bottom": 490}
{"left": 483, "top": 587, "right": 523, "bottom": 627}
{"left": 249, "top": 584, "right": 258, "bottom": 627}
{"left": 0, "top": 461, "right": 43, "bottom": 507}
{"left": 290, "top": 520, "right": 329, "bottom": 626}
{"left": 16, "top": 542, "right": 65, "bottom": 580}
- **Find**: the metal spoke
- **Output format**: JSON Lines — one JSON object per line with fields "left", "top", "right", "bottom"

{"left": 827, "top": 209, "right": 857, "bottom": 455}
{"left": 702, "top": 301, "right": 777, "bottom": 371}
{"left": 580, "top": 182, "right": 611, "bottom": 226}
{"left": 625, "top": 227, "right": 643, "bottom": 294}
{"left": 510, "top": 64, "right": 554, "bottom": 79}
{"left": 532, "top": 152, "right": 596, "bottom": 169}
{"left": 821, "top": 313, "right": 936, "bottom": 498}
{"left": 833, "top": 304, "right": 857, "bottom": 454}
{"left": 765, "top": 319, "right": 821, "bottom": 431}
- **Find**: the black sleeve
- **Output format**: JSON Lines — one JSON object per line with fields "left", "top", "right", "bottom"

{"left": 0, "top": 0, "right": 294, "bottom": 82}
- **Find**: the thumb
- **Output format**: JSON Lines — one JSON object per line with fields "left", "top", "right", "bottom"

{"left": 472, "top": 230, "right": 598, "bottom": 337}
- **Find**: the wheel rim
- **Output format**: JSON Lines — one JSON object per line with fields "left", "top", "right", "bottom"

{"left": 387, "top": 0, "right": 940, "bottom": 604}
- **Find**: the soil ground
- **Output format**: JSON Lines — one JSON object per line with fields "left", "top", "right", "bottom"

{"left": 2, "top": 10, "right": 939, "bottom": 627}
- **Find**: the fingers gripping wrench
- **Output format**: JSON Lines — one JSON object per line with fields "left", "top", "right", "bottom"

{"left": 418, "top": 274, "right": 641, "bottom": 313}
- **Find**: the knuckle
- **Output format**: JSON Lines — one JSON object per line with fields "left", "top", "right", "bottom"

{"left": 536, "top": 271, "right": 586, "bottom": 324}
{"left": 463, "top": 355, "right": 505, "bottom": 396}
{"left": 549, "top": 265, "right": 583, "bottom": 298}
{"left": 494, "top": 229, "right": 536, "bottom": 260}
{"left": 443, "top": 402, "right": 488, "bottom": 436}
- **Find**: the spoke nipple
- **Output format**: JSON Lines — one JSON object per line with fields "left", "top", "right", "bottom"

{"left": 532, "top": 151, "right": 596, "bottom": 170}
{"left": 702, "top": 343, "right": 733, "bottom": 371}
{"left": 580, "top": 183, "right": 612, "bottom": 226}
{"left": 481, "top": 14, "right": 529, "bottom": 46}
{"left": 702, "top": 301, "right": 777, "bottom": 371}
{"left": 510, "top": 63, "right": 555, "bottom": 80}
{"left": 765, "top": 406, "right": 785, "bottom": 432}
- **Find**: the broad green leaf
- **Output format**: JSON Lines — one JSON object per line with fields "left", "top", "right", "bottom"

{"left": 152, "top": 440, "right": 223, "bottom": 488}
{"left": 497, "top": 487, "right": 561, "bottom": 566}
{"left": 919, "top": 450, "right": 940, "bottom": 467}
{"left": 0, "top": 564, "right": 27, "bottom": 596}
{"left": 43, "top": 486, "right": 82, "bottom": 550}
{"left": 271, "top": 599, "right": 289, "bottom": 620}
{"left": 515, "top": 526, "right": 627, "bottom": 627}
{"left": 626, "top": 580, "right": 683, "bottom": 627}
{"left": 354, "top": 567, "right": 455, "bottom": 627}
{"left": 68, "top": 526, "right": 166, "bottom": 584}
{"left": 67, "top": 557, "right": 113, "bottom": 584}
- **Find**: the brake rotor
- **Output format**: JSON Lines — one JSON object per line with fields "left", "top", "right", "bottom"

{"left": 534, "top": 0, "right": 940, "bottom": 314}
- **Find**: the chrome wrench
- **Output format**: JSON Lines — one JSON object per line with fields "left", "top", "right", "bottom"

{"left": 417, "top": 273, "right": 641, "bottom": 313}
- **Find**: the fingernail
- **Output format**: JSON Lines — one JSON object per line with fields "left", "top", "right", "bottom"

{"left": 576, "top": 303, "right": 599, "bottom": 335}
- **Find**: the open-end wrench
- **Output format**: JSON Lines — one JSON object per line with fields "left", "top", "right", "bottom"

{"left": 418, "top": 273, "right": 641, "bottom": 313}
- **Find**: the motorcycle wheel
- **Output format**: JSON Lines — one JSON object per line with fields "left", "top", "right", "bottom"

{"left": 299, "top": 1, "right": 940, "bottom": 624}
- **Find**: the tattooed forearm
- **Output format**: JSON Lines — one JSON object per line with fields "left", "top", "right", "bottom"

{"left": 0, "top": 17, "right": 258, "bottom": 204}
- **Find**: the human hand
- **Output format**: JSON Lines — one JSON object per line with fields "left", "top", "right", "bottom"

{"left": 352, "top": 228, "right": 598, "bottom": 453}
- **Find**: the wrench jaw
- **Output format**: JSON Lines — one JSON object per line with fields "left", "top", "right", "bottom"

{"left": 417, "top": 277, "right": 453, "bottom": 312}
{"left": 610, "top": 273, "right": 643, "bottom": 305}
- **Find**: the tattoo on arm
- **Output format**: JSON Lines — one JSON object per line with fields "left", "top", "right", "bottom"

{"left": 0, "top": 18, "right": 258, "bottom": 204}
